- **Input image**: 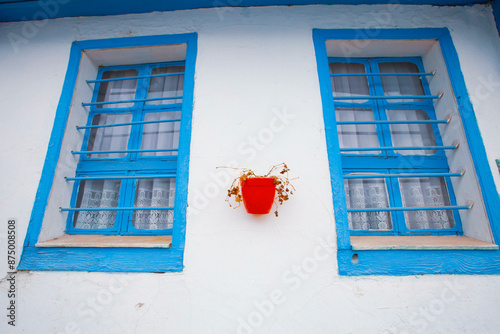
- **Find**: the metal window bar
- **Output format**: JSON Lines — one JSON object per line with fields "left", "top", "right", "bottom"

{"left": 82, "top": 96, "right": 183, "bottom": 107}
{"left": 65, "top": 175, "right": 176, "bottom": 181}
{"left": 332, "top": 94, "right": 442, "bottom": 100}
{"left": 347, "top": 204, "right": 473, "bottom": 213}
{"left": 86, "top": 72, "right": 185, "bottom": 84}
{"left": 77, "top": 118, "right": 181, "bottom": 130}
{"left": 340, "top": 143, "right": 459, "bottom": 152}
{"left": 71, "top": 148, "right": 178, "bottom": 155}
{"left": 330, "top": 71, "right": 435, "bottom": 77}
{"left": 343, "top": 171, "right": 464, "bottom": 179}
{"left": 336, "top": 119, "right": 449, "bottom": 125}
{"left": 60, "top": 207, "right": 174, "bottom": 212}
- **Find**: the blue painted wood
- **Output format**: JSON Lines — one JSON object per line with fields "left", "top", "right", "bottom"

{"left": 77, "top": 118, "right": 181, "bottom": 130}
{"left": 340, "top": 145, "right": 457, "bottom": 152}
{"left": 344, "top": 172, "right": 463, "bottom": 179}
{"left": 87, "top": 71, "right": 185, "bottom": 83}
{"left": 347, "top": 205, "right": 470, "bottom": 212}
{"left": 313, "top": 28, "right": 500, "bottom": 275}
{"left": 337, "top": 119, "right": 448, "bottom": 125}
{"left": 332, "top": 95, "right": 440, "bottom": 100}
{"left": 66, "top": 175, "right": 176, "bottom": 181}
{"left": 330, "top": 72, "right": 434, "bottom": 77}
{"left": 0, "top": 0, "right": 490, "bottom": 23}
{"left": 72, "top": 148, "right": 179, "bottom": 155}
{"left": 19, "top": 33, "right": 197, "bottom": 272}
{"left": 18, "top": 247, "right": 183, "bottom": 272}
{"left": 82, "top": 95, "right": 183, "bottom": 106}
{"left": 338, "top": 249, "right": 500, "bottom": 276}
{"left": 61, "top": 207, "right": 175, "bottom": 211}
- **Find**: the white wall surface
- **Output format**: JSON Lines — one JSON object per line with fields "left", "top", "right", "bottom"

{"left": 1, "top": 4, "right": 500, "bottom": 334}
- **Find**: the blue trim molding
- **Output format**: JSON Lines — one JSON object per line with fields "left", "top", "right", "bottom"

{"left": 313, "top": 28, "right": 500, "bottom": 275}
{"left": 18, "top": 33, "right": 197, "bottom": 272}
{"left": 0, "top": 0, "right": 491, "bottom": 22}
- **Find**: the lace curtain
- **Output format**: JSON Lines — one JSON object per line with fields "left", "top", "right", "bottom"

{"left": 400, "top": 177, "right": 454, "bottom": 230}
{"left": 74, "top": 179, "right": 121, "bottom": 229}
{"left": 133, "top": 178, "right": 176, "bottom": 230}
{"left": 344, "top": 179, "right": 392, "bottom": 231}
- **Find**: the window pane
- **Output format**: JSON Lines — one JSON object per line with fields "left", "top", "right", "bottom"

{"left": 96, "top": 69, "right": 138, "bottom": 108}
{"left": 335, "top": 108, "right": 380, "bottom": 154}
{"left": 73, "top": 179, "right": 121, "bottom": 229}
{"left": 140, "top": 111, "right": 181, "bottom": 156}
{"left": 329, "top": 62, "right": 370, "bottom": 103}
{"left": 147, "top": 66, "right": 184, "bottom": 105}
{"left": 379, "top": 62, "right": 425, "bottom": 103}
{"left": 133, "top": 178, "right": 176, "bottom": 230}
{"left": 344, "top": 178, "right": 392, "bottom": 231}
{"left": 387, "top": 109, "right": 437, "bottom": 155}
{"left": 399, "top": 177, "right": 455, "bottom": 230}
{"left": 86, "top": 113, "right": 132, "bottom": 158}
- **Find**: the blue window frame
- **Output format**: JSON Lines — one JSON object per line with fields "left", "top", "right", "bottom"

{"left": 18, "top": 33, "right": 197, "bottom": 272}
{"left": 313, "top": 28, "right": 500, "bottom": 275}
{"left": 330, "top": 56, "right": 462, "bottom": 236}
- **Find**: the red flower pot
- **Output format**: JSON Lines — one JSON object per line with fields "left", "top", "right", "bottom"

{"left": 240, "top": 177, "right": 277, "bottom": 214}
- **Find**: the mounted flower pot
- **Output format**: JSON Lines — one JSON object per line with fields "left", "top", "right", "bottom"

{"left": 240, "top": 177, "right": 276, "bottom": 214}
{"left": 222, "top": 163, "right": 295, "bottom": 217}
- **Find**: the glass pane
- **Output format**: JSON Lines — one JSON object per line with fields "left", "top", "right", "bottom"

{"left": 73, "top": 179, "right": 121, "bottom": 229}
{"left": 140, "top": 111, "right": 181, "bottom": 156}
{"left": 329, "top": 62, "right": 370, "bottom": 103}
{"left": 147, "top": 66, "right": 184, "bottom": 105}
{"left": 387, "top": 109, "right": 437, "bottom": 155}
{"left": 96, "top": 69, "right": 138, "bottom": 108}
{"left": 379, "top": 62, "right": 425, "bottom": 103}
{"left": 399, "top": 177, "right": 455, "bottom": 230}
{"left": 133, "top": 178, "right": 176, "bottom": 230}
{"left": 335, "top": 108, "right": 380, "bottom": 155}
{"left": 344, "top": 178, "right": 392, "bottom": 231}
{"left": 86, "top": 113, "right": 132, "bottom": 158}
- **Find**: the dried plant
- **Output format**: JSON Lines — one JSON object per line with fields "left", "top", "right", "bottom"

{"left": 220, "top": 163, "right": 295, "bottom": 217}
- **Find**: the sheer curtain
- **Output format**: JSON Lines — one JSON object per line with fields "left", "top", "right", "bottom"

{"left": 400, "top": 177, "right": 454, "bottom": 230}
{"left": 387, "top": 109, "right": 436, "bottom": 155}
{"left": 87, "top": 113, "right": 132, "bottom": 158}
{"left": 140, "top": 110, "right": 181, "bottom": 157}
{"left": 344, "top": 179, "right": 392, "bottom": 231}
{"left": 133, "top": 178, "right": 176, "bottom": 230}
{"left": 147, "top": 66, "right": 184, "bottom": 105}
{"left": 74, "top": 179, "right": 121, "bottom": 229}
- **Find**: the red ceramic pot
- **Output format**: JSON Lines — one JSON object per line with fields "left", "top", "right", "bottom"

{"left": 240, "top": 177, "right": 276, "bottom": 214}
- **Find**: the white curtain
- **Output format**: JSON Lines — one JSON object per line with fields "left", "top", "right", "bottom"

{"left": 74, "top": 179, "right": 121, "bottom": 229}
{"left": 344, "top": 179, "right": 392, "bottom": 231}
{"left": 400, "top": 177, "right": 454, "bottom": 230}
{"left": 96, "top": 69, "right": 138, "bottom": 108}
{"left": 140, "top": 111, "right": 181, "bottom": 156}
{"left": 87, "top": 113, "right": 132, "bottom": 158}
{"left": 133, "top": 178, "right": 176, "bottom": 230}
{"left": 387, "top": 109, "right": 436, "bottom": 155}
{"left": 147, "top": 66, "right": 184, "bottom": 105}
{"left": 379, "top": 62, "right": 425, "bottom": 103}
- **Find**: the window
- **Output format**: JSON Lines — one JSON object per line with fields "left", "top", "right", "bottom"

{"left": 18, "top": 33, "right": 197, "bottom": 272}
{"left": 330, "top": 57, "right": 462, "bottom": 235}
{"left": 313, "top": 28, "right": 500, "bottom": 275}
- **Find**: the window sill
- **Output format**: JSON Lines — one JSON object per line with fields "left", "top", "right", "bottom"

{"left": 351, "top": 235, "right": 498, "bottom": 251}
{"left": 36, "top": 234, "right": 172, "bottom": 248}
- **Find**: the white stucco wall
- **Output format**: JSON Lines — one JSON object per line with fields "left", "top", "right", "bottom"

{"left": 1, "top": 4, "right": 500, "bottom": 334}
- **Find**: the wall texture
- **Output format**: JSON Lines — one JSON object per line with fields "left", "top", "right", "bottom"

{"left": 0, "top": 4, "right": 500, "bottom": 334}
